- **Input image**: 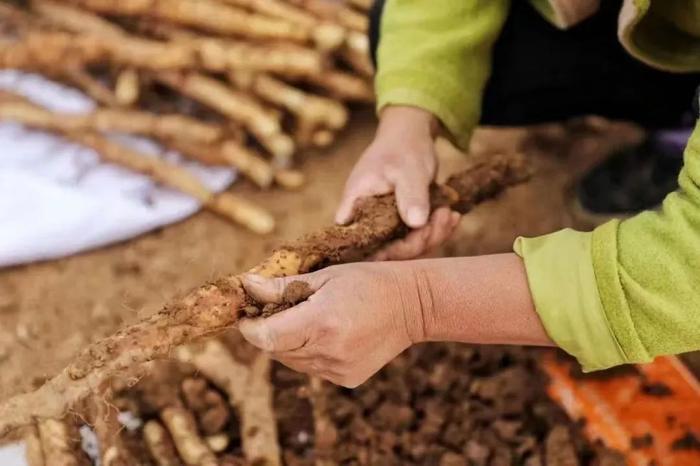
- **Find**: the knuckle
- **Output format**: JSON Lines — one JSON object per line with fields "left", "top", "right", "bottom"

{"left": 317, "top": 315, "right": 341, "bottom": 337}
{"left": 328, "top": 339, "right": 350, "bottom": 359}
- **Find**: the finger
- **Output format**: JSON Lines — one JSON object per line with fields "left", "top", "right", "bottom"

{"left": 371, "top": 226, "right": 431, "bottom": 261}
{"left": 393, "top": 170, "right": 431, "bottom": 228}
{"left": 271, "top": 353, "right": 318, "bottom": 375}
{"left": 335, "top": 174, "right": 392, "bottom": 225}
{"left": 424, "top": 208, "right": 456, "bottom": 251}
{"left": 273, "top": 354, "right": 342, "bottom": 382}
{"left": 241, "top": 270, "right": 327, "bottom": 304}
{"left": 239, "top": 300, "right": 317, "bottom": 352}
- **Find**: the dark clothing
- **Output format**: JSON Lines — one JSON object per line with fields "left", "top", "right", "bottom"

{"left": 369, "top": 0, "right": 699, "bottom": 128}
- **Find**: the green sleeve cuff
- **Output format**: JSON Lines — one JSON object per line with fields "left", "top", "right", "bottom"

{"left": 591, "top": 221, "right": 654, "bottom": 365}
{"left": 514, "top": 229, "right": 627, "bottom": 371}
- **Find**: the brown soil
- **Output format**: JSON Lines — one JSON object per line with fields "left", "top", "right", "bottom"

{"left": 671, "top": 431, "right": 700, "bottom": 451}
{"left": 640, "top": 381, "right": 673, "bottom": 397}
{"left": 317, "top": 344, "right": 625, "bottom": 466}
{"left": 244, "top": 280, "right": 315, "bottom": 318}
{"left": 630, "top": 433, "right": 654, "bottom": 449}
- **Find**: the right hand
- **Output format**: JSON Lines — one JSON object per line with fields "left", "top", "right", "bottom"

{"left": 336, "top": 105, "right": 461, "bottom": 260}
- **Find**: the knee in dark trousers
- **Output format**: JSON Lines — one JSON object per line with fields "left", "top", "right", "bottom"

{"left": 366, "top": 0, "right": 699, "bottom": 129}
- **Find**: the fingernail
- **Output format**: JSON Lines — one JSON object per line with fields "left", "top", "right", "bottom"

{"left": 451, "top": 212, "right": 461, "bottom": 224}
{"left": 407, "top": 207, "right": 427, "bottom": 227}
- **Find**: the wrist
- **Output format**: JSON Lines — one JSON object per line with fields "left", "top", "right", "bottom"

{"left": 407, "top": 255, "right": 553, "bottom": 346}
{"left": 389, "top": 261, "right": 437, "bottom": 345}
{"left": 378, "top": 105, "right": 439, "bottom": 139}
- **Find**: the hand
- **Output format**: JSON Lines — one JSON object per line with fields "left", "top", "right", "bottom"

{"left": 336, "top": 105, "right": 460, "bottom": 260}
{"left": 239, "top": 262, "right": 426, "bottom": 388}
{"left": 239, "top": 255, "right": 553, "bottom": 388}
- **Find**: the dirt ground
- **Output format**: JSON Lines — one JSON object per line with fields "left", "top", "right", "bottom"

{"left": 0, "top": 109, "right": 649, "bottom": 404}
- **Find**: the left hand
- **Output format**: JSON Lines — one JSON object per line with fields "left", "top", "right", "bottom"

{"left": 238, "top": 262, "right": 426, "bottom": 388}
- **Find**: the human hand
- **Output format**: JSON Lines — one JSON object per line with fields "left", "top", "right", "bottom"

{"left": 239, "top": 255, "right": 553, "bottom": 387}
{"left": 336, "top": 105, "right": 460, "bottom": 261}
{"left": 238, "top": 262, "right": 427, "bottom": 388}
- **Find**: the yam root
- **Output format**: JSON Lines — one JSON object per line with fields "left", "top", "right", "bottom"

{"left": 177, "top": 340, "right": 281, "bottom": 466}
{"left": 230, "top": 72, "right": 348, "bottom": 130}
{"left": 348, "top": 0, "right": 373, "bottom": 11}
{"left": 0, "top": 152, "right": 530, "bottom": 437}
{"left": 143, "top": 420, "right": 181, "bottom": 466}
{"left": 64, "top": 0, "right": 311, "bottom": 43}
{"left": 181, "top": 377, "right": 230, "bottom": 435}
{"left": 70, "top": 132, "right": 275, "bottom": 233}
{"left": 60, "top": 68, "right": 119, "bottom": 107}
{"left": 0, "top": 94, "right": 274, "bottom": 232}
{"left": 309, "top": 377, "right": 337, "bottom": 465}
{"left": 219, "top": 0, "right": 346, "bottom": 50}
{"left": 205, "top": 433, "right": 229, "bottom": 453}
{"left": 341, "top": 31, "right": 374, "bottom": 78}
{"left": 155, "top": 71, "right": 295, "bottom": 162}
{"left": 24, "top": 425, "right": 45, "bottom": 466}
{"left": 290, "top": 0, "right": 369, "bottom": 33}
{"left": 114, "top": 68, "right": 139, "bottom": 107}
{"left": 166, "top": 138, "right": 275, "bottom": 189}
{"left": 0, "top": 97, "right": 226, "bottom": 145}
{"left": 11, "top": 4, "right": 322, "bottom": 77}
{"left": 303, "top": 69, "right": 374, "bottom": 102}
{"left": 37, "top": 418, "right": 90, "bottom": 466}
{"left": 140, "top": 21, "right": 323, "bottom": 76}
{"left": 160, "top": 406, "right": 218, "bottom": 466}
{"left": 30, "top": 0, "right": 125, "bottom": 38}
{"left": 274, "top": 168, "right": 306, "bottom": 190}
{"left": 34, "top": 1, "right": 324, "bottom": 76}
{"left": 91, "top": 397, "right": 133, "bottom": 466}
{"left": 0, "top": 30, "right": 194, "bottom": 71}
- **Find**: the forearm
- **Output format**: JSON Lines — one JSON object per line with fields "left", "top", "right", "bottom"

{"left": 396, "top": 254, "right": 554, "bottom": 347}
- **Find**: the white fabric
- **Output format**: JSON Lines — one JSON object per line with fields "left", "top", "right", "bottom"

{"left": 0, "top": 71, "right": 236, "bottom": 268}
{"left": 0, "top": 443, "right": 25, "bottom": 466}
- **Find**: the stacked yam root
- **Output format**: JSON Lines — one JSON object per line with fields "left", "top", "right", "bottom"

{"left": 0, "top": 152, "right": 531, "bottom": 443}
{"left": 0, "top": 0, "right": 374, "bottom": 233}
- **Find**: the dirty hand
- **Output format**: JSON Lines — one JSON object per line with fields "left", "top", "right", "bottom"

{"left": 335, "top": 105, "right": 461, "bottom": 261}
{"left": 239, "top": 262, "right": 426, "bottom": 388}
{"left": 239, "top": 255, "right": 553, "bottom": 388}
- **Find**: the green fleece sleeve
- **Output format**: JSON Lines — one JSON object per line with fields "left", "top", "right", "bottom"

{"left": 375, "top": 0, "right": 510, "bottom": 150}
{"left": 515, "top": 121, "right": 700, "bottom": 371}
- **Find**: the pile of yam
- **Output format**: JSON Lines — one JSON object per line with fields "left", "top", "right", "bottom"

{"left": 0, "top": 0, "right": 375, "bottom": 233}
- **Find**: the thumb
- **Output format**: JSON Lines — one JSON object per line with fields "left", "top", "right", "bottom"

{"left": 239, "top": 298, "right": 317, "bottom": 352}
{"left": 241, "top": 270, "right": 328, "bottom": 304}
{"left": 241, "top": 273, "right": 290, "bottom": 304}
{"left": 394, "top": 170, "right": 431, "bottom": 228}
